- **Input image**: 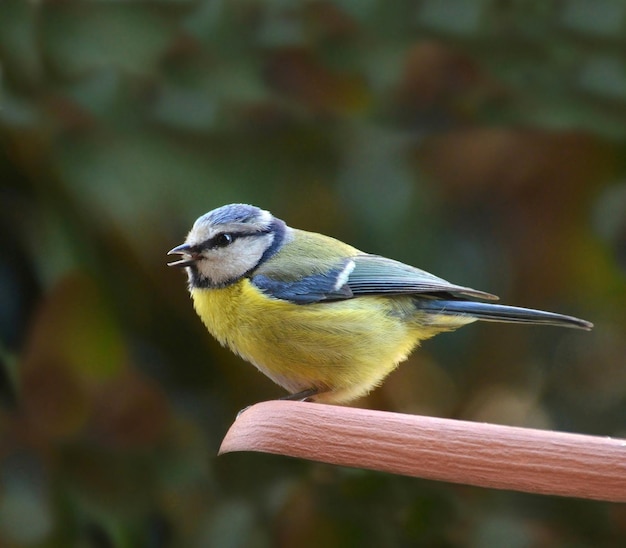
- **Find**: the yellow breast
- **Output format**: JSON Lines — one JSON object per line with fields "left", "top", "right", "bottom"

{"left": 191, "top": 279, "right": 446, "bottom": 403}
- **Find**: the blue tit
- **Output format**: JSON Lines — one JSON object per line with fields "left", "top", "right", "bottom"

{"left": 168, "top": 204, "right": 592, "bottom": 404}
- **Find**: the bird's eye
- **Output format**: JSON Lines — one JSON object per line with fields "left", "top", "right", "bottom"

{"left": 214, "top": 233, "right": 233, "bottom": 248}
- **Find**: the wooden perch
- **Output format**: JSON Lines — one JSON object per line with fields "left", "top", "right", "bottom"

{"left": 220, "top": 401, "right": 626, "bottom": 502}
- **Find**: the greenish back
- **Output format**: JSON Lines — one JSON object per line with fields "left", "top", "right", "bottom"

{"left": 255, "top": 229, "right": 359, "bottom": 281}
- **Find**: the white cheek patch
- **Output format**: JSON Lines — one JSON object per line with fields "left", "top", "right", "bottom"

{"left": 334, "top": 260, "right": 355, "bottom": 291}
{"left": 196, "top": 233, "right": 275, "bottom": 285}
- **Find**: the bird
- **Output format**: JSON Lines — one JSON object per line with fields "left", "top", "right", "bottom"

{"left": 168, "top": 203, "right": 593, "bottom": 404}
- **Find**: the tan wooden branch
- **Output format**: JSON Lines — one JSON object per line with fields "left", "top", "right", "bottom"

{"left": 219, "top": 401, "right": 626, "bottom": 502}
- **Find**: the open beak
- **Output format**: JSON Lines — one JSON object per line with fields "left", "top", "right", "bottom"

{"left": 167, "top": 244, "right": 199, "bottom": 268}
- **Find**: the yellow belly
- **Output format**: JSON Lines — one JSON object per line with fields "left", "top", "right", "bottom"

{"left": 191, "top": 280, "right": 451, "bottom": 403}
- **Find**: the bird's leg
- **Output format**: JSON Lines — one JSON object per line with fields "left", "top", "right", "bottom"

{"left": 280, "top": 388, "right": 320, "bottom": 402}
{"left": 236, "top": 388, "right": 320, "bottom": 418}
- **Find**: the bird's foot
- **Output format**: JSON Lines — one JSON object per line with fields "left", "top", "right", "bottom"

{"left": 280, "top": 388, "right": 319, "bottom": 402}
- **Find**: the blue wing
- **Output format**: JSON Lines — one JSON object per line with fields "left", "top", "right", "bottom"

{"left": 251, "top": 254, "right": 497, "bottom": 304}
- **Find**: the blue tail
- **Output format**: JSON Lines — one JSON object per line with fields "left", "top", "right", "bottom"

{"left": 417, "top": 300, "right": 593, "bottom": 330}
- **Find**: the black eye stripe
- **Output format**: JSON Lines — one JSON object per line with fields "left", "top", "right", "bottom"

{"left": 198, "top": 230, "right": 271, "bottom": 251}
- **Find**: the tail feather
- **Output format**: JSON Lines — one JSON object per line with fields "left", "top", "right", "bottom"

{"left": 417, "top": 300, "right": 593, "bottom": 331}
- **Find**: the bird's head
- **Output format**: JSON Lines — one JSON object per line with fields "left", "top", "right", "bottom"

{"left": 168, "top": 204, "right": 287, "bottom": 288}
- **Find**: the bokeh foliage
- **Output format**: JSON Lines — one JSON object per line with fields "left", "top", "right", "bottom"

{"left": 1, "top": 1, "right": 626, "bottom": 546}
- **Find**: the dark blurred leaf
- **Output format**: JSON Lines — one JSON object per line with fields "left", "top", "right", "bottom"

{"left": 264, "top": 47, "right": 370, "bottom": 114}
{"left": 42, "top": 4, "right": 176, "bottom": 78}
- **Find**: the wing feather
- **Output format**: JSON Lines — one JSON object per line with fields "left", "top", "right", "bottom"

{"left": 251, "top": 259, "right": 355, "bottom": 304}
{"left": 251, "top": 252, "right": 497, "bottom": 304}
{"left": 347, "top": 255, "right": 498, "bottom": 301}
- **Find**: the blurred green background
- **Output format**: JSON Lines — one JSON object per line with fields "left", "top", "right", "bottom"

{"left": 1, "top": 1, "right": 626, "bottom": 546}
